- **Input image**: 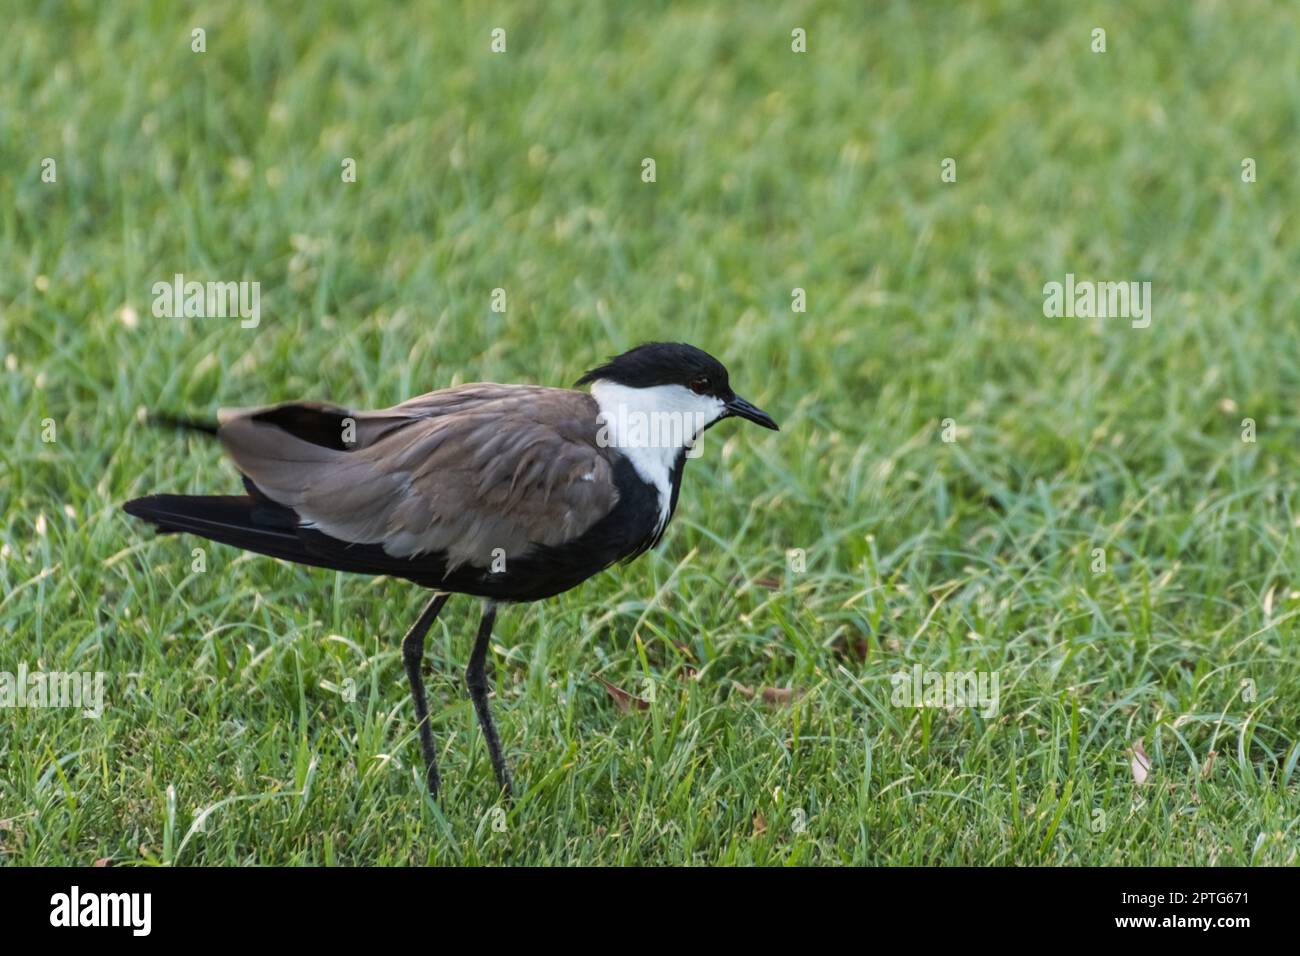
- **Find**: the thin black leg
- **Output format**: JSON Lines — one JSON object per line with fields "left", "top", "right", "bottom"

{"left": 466, "top": 601, "right": 514, "bottom": 797}
{"left": 402, "top": 592, "right": 450, "bottom": 798}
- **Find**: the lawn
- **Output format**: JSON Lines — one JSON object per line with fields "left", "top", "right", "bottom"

{"left": 1, "top": 0, "right": 1297, "bottom": 865}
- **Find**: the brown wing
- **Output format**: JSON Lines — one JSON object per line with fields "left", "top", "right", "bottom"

{"left": 215, "top": 384, "right": 619, "bottom": 570}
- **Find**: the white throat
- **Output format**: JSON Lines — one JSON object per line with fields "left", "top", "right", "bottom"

{"left": 590, "top": 380, "right": 726, "bottom": 533}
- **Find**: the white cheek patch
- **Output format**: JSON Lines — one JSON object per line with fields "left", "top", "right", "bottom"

{"left": 591, "top": 381, "right": 725, "bottom": 532}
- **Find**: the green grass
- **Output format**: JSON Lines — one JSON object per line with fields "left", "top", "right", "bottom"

{"left": 2, "top": 0, "right": 1298, "bottom": 865}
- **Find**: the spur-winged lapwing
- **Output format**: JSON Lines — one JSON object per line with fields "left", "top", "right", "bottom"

{"left": 123, "top": 342, "right": 778, "bottom": 798}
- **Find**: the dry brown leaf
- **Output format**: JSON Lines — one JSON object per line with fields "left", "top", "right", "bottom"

{"left": 1130, "top": 738, "right": 1152, "bottom": 785}
{"left": 833, "top": 631, "right": 870, "bottom": 662}
{"left": 92, "top": 857, "right": 113, "bottom": 868}
{"left": 733, "top": 683, "right": 804, "bottom": 705}
{"left": 672, "top": 643, "right": 699, "bottom": 680}
{"left": 752, "top": 812, "right": 767, "bottom": 837}
{"left": 1200, "top": 750, "right": 1218, "bottom": 780}
{"left": 596, "top": 676, "right": 650, "bottom": 712}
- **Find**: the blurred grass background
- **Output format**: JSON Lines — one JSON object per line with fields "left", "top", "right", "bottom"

{"left": 1, "top": 0, "right": 1297, "bottom": 864}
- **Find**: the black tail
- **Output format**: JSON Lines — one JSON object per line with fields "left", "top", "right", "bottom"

{"left": 121, "top": 494, "right": 443, "bottom": 584}
{"left": 121, "top": 494, "right": 317, "bottom": 564}
{"left": 151, "top": 413, "right": 219, "bottom": 436}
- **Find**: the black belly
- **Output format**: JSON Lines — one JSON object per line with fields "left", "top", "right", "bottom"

{"left": 301, "top": 455, "right": 671, "bottom": 603}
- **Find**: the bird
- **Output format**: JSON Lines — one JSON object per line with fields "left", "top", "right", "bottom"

{"left": 122, "top": 342, "right": 778, "bottom": 799}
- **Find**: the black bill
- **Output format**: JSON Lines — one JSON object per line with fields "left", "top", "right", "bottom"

{"left": 726, "top": 394, "right": 779, "bottom": 431}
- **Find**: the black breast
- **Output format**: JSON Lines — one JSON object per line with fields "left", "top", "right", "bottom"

{"left": 288, "top": 453, "right": 683, "bottom": 603}
{"left": 418, "top": 454, "right": 673, "bottom": 602}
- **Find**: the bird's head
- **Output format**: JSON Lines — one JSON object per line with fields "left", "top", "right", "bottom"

{"left": 577, "top": 342, "right": 778, "bottom": 434}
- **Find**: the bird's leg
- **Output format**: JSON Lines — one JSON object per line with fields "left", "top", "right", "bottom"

{"left": 466, "top": 601, "right": 514, "bottom": 797}
{"left": 401, "top": 592, "right": 450, "bottom": 798}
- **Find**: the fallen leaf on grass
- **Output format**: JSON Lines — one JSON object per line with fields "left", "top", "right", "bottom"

{"left": 596, "top": 677, "right": 650, "bottom": 712}
{"left": 752, "top": 812, "right": 767, "bottom": 837}
{"left": 1130, "top": 738, "right": 1152, "bottom": 785}
{"left": 1200, "top": 750, "right": 1218, "bottom": 780}
{"left": 733, "top": 683, "right": 804, "bottom": 705}
{"left": 672, "top": 642, "right": 699, "bottom": 680}
{"left": 832, "top": 631, "right": 870, "bottom": 662}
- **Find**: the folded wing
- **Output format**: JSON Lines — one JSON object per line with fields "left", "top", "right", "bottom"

{"left": 216, "top": 384, "right": 619, "bottom": 570}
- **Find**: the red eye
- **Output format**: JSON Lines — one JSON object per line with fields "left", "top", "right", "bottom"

{"left": 690, "top": 378, "right": 710, "bottom": 395}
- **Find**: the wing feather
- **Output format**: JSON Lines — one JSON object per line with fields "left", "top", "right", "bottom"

{"left": 216, "top": 384, "right": 619, "bottom": 571}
